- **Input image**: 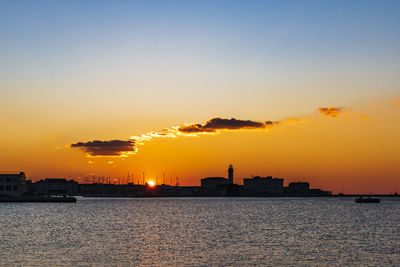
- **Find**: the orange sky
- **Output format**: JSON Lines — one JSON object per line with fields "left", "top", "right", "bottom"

{"left": 1, "top": 1, "right": 400, "bottom": 194}
{"left": 0, "top": 97, "right": 399, "bottom": 194}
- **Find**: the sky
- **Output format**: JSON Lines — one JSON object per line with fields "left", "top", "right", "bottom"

{"left": 0, "top": 0, "right": 399, "bottom": 193}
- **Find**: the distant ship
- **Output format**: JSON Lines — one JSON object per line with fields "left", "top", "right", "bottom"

{"left": 355, "top": 196, "right": 380, "bottom": 203}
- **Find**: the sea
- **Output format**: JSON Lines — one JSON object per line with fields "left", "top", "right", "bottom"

{"left": 0, "top": 197, "right": 399, "bottom": 266}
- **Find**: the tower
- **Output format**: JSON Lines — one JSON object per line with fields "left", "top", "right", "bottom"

{"left": 228, "top": 164, "right": 233, "bottom": 184}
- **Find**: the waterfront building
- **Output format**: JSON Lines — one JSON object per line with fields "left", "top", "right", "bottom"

{"left": 201, "top": 165, "right": 235, "bottom": 188}
{"left": 309, "top": 188, "right": 331, "bottom": 197}
{"left": 243, "top": 176, "right": 284, "bottom": 196}
{"left": 201, "top": 177, "right": 228, "bottom": 188}
{"left": 286, "top": 182, "right": 310, "bottom": 196}
{"left": 200, "top": 177, "right": 228, "bottom": 196}
{"left": 0, "top": 172, "right": 26, "bottom": 197}
{"left": 33, "top": 178, "right": 79, "bottom": 196}
{"left": 228, "top": 164, "right": 234, "bottom": 184}
{"left": 80, "top": 183, "right": 137, "bottom": 197}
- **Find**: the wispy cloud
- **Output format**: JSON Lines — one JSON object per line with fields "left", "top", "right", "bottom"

{"left": 71, "top": 117, "right": 290, "bottom": 157}
{"left": 282, "top": 118, "right": 310, "bottom": 124}
{"left": 70, "top": 140, "right": 136, "bottom": 157}
{"left": 318, "top": 107, "right": 343, "bottom": 117}
{"left": 71, "top": 116, "right": 308, "bottom": 157}
{"left": 69, "top": 104, "right": 376, "bottom": 158}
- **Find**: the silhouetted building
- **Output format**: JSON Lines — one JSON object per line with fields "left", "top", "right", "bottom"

{"left": 309, "top": 189, "right": 331, "bottom": 197}
{"left": 80, "top": 183, "right": 138, "bottom": 197}
{"left": 33, "top": 178, "right": 79, "bottom": 196}
{"left": 228, "top": 164, "right": 234, "bottom": 184}
{"left": 286, "top": 182, "right": 310, "bottom": 196}
{"left": 285, "top": 182, "right": 331, "bottom": 196}
{"left": 0, "top": 172, "right": 26, "bottom": 197}
{"left": 79, "top": 183, "right": 202, "bottom": 197}
{"left": 201, "top": 165, "right": 234, "bottom": 188}
{"left": 201, "top": 177, "right": 228, "bottom": 188}
{"left": 243, "top": 176, "right": 284, "bottom": 196}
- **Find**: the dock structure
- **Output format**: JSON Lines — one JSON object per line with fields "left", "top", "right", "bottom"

{"left": 0, "top": 196, "right": 77, "bottom": 202}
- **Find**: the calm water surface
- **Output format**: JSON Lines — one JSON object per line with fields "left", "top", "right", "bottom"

{"left": 1, "top": 197, "right": 399, "bottom": 266}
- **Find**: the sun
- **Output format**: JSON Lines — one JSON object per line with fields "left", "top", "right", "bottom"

{"left": 147, "top": 180, "right": 155, "bottom": 187}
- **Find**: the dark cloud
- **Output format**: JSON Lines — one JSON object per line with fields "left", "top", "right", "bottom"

{"left": 70, "top": 140, "right": 135, "bottom": 156}
{"left": 71, "top": 117, "right": 290, "bottom": 157}
{"left": 178, "top": 117, "right": 268, "bottom": 133}
{"left": 318, "top": 107, "right": 343, "bottom": 117}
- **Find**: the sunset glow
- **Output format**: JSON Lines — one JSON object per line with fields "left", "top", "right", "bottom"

{"left": 0, "top": 1, "right": 399, "bottom": 194}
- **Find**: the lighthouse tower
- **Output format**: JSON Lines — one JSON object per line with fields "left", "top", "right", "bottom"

{"left": 228, "top": 164, "right": 234, "bottom": 184}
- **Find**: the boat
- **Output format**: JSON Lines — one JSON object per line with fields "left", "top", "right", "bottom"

{"left": 355, "top": 196, "right": 380, "bottom": 203}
